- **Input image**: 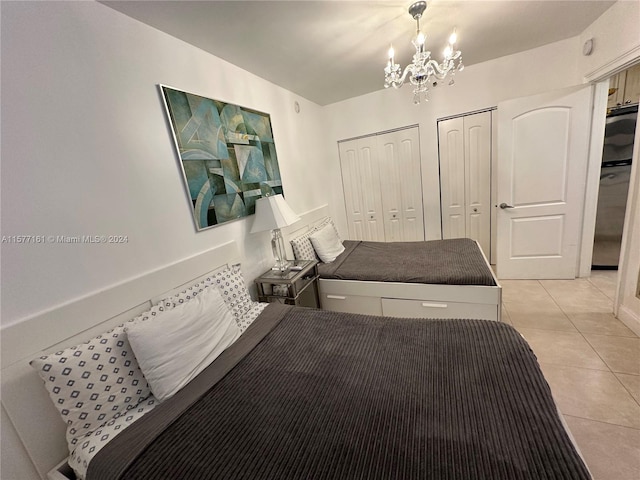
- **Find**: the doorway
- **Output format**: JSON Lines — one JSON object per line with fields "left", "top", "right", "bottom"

{"left": 592, "top": 65, "right": 639, "bottom": 269}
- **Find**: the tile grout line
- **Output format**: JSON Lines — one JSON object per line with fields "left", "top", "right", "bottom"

{"left": 562, "top": 413, "right": 640, "bottom": 432}
{"left": 585, "top": 275, "right": 617, "bottom": 302}
{"left": 537, "top": 279, "right": 640, "bottom": 410}
{"left": 612, "top": 372, "right": 640, "bottom": 409}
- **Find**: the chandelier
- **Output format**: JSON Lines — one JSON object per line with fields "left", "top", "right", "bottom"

{"left": 384, "top": 1, "right": 464, "bottom": 104}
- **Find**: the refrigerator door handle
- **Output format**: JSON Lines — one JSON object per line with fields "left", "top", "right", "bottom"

{"left": 602, "top": 159, "right": 632, "bottom": 168}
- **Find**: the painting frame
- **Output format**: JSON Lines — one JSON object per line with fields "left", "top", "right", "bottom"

{"left": 159, "top": 84, "right": 284, "bottom": 231}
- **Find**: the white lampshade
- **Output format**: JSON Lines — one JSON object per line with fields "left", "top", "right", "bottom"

{"left": 250, "top": 194, "right": 300, "bottom": 233}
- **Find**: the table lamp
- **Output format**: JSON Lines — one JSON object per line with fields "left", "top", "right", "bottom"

{"left": 250, "top": 194, "right": 300, "bottom": 271}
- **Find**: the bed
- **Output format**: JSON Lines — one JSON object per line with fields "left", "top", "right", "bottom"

{"left": 2, "top": 241, "right": 589, "bottom": 480}
{"left": 85, "top": 303, "right": 590, "bottom": 480}
{"left": 289, "top": 218, "right": 501, "bottom": 321}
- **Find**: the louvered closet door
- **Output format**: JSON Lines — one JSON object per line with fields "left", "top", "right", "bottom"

{"left": 339, "top": 137, "right": 385, "bottom": 241}
{"left": 377, "top": 128, "right": 424, "bottom": 241}
{"left": 438, "top": 111, "right": 492, "bottom": 257}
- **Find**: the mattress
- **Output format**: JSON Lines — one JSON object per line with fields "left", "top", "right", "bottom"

{"left": 87, "top": 303, "right": 589, "bottom": 480}
{"left": 318, "top": 238, "right": 496, "bottom": 286}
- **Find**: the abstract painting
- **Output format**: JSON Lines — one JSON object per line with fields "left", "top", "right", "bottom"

{"left": 160, "top": 85, "right": 283, "bottom": 230}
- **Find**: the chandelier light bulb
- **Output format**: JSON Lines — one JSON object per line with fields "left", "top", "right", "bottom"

{"left": 388, "top": 46, "right": 395, "bottom": 60}
{"left": 416, "top": 31, "right": 425, "bottom": 45}
{"left": 443, "top": 45, "right": 452, "bottom": 59}
{"left": 449, "top": 30, "right": 457, "bottom": 45}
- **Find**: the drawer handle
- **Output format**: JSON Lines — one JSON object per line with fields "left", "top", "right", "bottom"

{"left": 327, "top": 295, "right": 347, "bottom": 300}
{"left": 421, "top": 302, "right": 448, "bottom": 308}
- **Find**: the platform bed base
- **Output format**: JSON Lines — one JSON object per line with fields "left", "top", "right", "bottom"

{"left": 318, "top": 278, "right": 502, "bottom": 321}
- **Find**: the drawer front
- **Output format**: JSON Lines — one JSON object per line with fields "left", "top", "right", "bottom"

{"left": 292, "top": 272, "right": 316, "bottom": 297}
{"left": 381, "top": 298, "right": 497, "bottom": 320}
{"left": 320, "top": 293, "right": 382, "bottom": 315}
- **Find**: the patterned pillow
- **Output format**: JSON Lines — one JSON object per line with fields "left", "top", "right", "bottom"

{"left": 169, "top": 264, "right": 256, "bottom": 328}
{"left": 30, "top": 301, "right": 172, "bottom": 453}
{"left": 212, "top": 264, "right": 256, "bottom": 324}
{"left": 240, "top": 302, "right": 269, "bottom": 333}
{"left": 290, "top": 229, "right": 319, "bottom": 261}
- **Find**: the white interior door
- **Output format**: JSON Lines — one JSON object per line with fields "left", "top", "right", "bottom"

{"left": 497, "top": 85, "right": 593, "bottom": 279}
{"left": 378, "top": 127, "right": 424, "bottom": 241}
{"left": 339, "top": 137, "right": 385, "bottom": 241}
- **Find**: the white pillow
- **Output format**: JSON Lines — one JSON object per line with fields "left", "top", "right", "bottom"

{"left": 316, "top": 217, "right": 342, "bottom": 242}
{"left": 310, "top": 223, "right": 345, "bottom": 263}
{"left": 126, "top": 286, "right": 240, "bottom": 401}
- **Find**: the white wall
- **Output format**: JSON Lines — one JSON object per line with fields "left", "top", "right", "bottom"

{"left": 322, "top": 37, "right": 582, "bottom": 240}
{"left": 0, "top": 1, "right": 330, "bottom": 328}
{"left": 580, "top": 0, "right": 640, "bottom": 81}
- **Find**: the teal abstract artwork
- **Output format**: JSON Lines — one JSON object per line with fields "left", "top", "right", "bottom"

{"left": 161, "top": 85, "right": 284, "bottom": 230}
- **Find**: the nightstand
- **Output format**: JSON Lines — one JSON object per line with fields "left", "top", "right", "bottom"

{"left": 255, "top": 259, "right": 319, "bottom": 308}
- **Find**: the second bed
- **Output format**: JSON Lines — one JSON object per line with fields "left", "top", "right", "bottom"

{"left": 290, "top": 223, "right": 500, "bottom": 321}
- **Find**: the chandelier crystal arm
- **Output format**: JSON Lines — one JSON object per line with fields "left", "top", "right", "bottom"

{"left": 425, "top": 57, "right": 461, "bottom": 79}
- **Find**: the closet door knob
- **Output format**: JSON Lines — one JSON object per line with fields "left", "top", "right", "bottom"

{"left": 499, "top": 203, "right": 514, "bottom": 209}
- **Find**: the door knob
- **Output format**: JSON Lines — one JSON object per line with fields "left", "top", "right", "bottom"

{"left": 499, "top": 203, "right": 514, "bottom": 209}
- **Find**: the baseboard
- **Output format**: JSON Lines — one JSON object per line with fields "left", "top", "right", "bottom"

{"left": 617, "top": 305, "right": 640, "bottom": 337}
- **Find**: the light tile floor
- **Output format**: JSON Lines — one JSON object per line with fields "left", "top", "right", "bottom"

{"left": 499, "top": 270, "right": 640, "bottom": 480}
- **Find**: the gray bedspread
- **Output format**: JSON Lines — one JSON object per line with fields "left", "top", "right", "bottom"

{"left": 318, "top": 238, "right": 496, "bottom": 286}
{"left": 88, "top": 304, "right": 589, "bottom": 480}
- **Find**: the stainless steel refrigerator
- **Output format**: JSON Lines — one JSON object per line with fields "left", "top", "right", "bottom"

{"left": 592, "top": 104, "right": 637, "bottom": 269}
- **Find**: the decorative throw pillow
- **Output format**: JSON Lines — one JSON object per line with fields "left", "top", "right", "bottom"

{"left": 126, "top": 287, "right": 240, "bottom": 401}
{"left": 290, "top": 229, "right": 319, "bottom": 261}
{"left": 310, "top": 223, "right": 345, "bottom": 263}
{"left": 30, "top": 302, "right": 173, "bottom": 453}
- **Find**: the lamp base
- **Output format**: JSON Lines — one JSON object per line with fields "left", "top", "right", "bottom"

{"left": 270, "top": 229, "right": 290, "bottom": 272}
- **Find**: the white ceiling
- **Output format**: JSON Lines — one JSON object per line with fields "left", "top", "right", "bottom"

{"left": 101, "top": 0, "right": 615, "bottom": 105}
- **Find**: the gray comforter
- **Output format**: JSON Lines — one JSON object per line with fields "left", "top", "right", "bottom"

{"left": 88, "top": 304, "right": 589, "bottom": 480}
{"left": 318, "top": 238, "right": 496, "bottom": 286}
